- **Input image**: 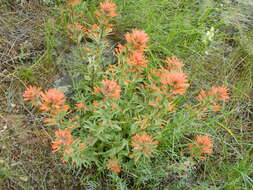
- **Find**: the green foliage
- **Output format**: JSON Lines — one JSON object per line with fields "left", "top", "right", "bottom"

{"left": 17, "top": 67, "right": 37, "bottom": 83}
{"left": 15, "top": 0, "right": 253, "bottom": 189}
{"left": 22, "top": 1, "right": 238, "bottom": 189}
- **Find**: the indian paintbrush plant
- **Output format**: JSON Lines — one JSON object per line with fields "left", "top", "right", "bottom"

{"left": 23, "top": 0, "right": 230, "bottom": 187}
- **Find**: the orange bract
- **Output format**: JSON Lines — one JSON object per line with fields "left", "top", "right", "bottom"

{"left": 67, "top": 23, "right": 87, "bottom": 32}
{"left": 196, "top": 86, "right": 229, "bottom": 113}
{"left": 107, "top": 159, "right": 121, "bottom": 173}
{"left": 101, "top": 79, "right": 121, "bottom": 99}
{"left": 114, "top": 43, "right": 124, "bottom": 55}
{"left": 197, "top": 86, "right": 229, "bottom": 102}
{"left": 23, "top": 86, "right": 42, "bottom": 102}
{"left": 98, "top": 0, "right": 117, "bottom": 18}
{"left": 41, "top": 88, "right": 65, "bottom": 105}
{"left": 76, "top": 102, "right": 86, "bottom": 109}
{"left": 210, "top": 86, "right": 229, "bottom": 101}
{"left": 165, "top": 56, "right": 184, "bottom": 71}
{"left": 79, "top": 143, "right": 85, "bottom": 151}
{"left": 159, "top": 70, "right": 189, "bottom": 95}
{"left": 39, "top": 89, "right": 69, "bottom": 114}
{"left": 211, "top": 102, "right": 222, "bottom": 112}
{"left": 127, "top": 51, "right": 148, "bottom": 72}
{"left": 131, "top": 133, "right": 158, "bottom": 156}
{"left": 125, "top": 29, "right": 149, "bottom": 52}
{"left": 189, "top": 135, "right": 213, "bottom": 157}
{"left": 65, "top": 0, "right": 80, "bottom": 7}
{"left": 43, "top": 118, "right": 57, "bottom": 125}
{"left": 196, "top": 89, "right": 207, "bottom": 101}
{"left": 52, "top": 128, "right": 73, "bottom": 153}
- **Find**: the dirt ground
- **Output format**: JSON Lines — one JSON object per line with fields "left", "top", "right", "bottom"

{"left": 0, "top": 1, "right": 84, "bottom": 189}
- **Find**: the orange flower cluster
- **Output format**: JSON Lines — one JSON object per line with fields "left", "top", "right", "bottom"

{"left": 65, "top": 1, "right": 117, "bottom": 42}
{"left": 166, "top": 56, "right": 184, "bottom": 71}
{"left": 210, "top": 86, "right": 230, "bottom": 101}
{"left": 94, "top": 79, "right": 121, "bottom": 99}
{"left": 65, "top": 0, "right": 80, "bottom": 7}
{"left": 96, "top": 0, "right": 117, "bottom": 18}
{"left": 40, "top": 89, "right": 69, "bottom": 115}
{"left": 67, "top": 22, "right": 88, "bottom": 42}
{"left": 43, "top": 118, "right": 57, "bottom": 125}
{"left": 127, "top": 51, "right": 148, "bottom": 72}
{"left": 131, "top": 133, "right": 158, "bottom": 157}
{"left": 23, "top": 86, "right": 42, "bottom": 105}
{"left": 52, "top": 128, "right": 73, "bottom": 153}
{"left": 155, "top": 56, "right": 189, "bottom": 95}
{"left": 107, "top": 159, "right": 121, "bottom": 173}
{"left": 67, "top": 23, "right": 87, "bottom": 32}
{"left": 189, "top": 135, "right": 213, "bottom": 160}
{"left": 116, "top": 29, "right": 149, "bottom": 72}
{"left": 197, "top": 86, "right": 229, "bottom": 101}
{"left": 95, "top": 0, "right": 117, "bottom": 30}
{"left": 75, "top": 102, "right": 86, "bottom": 109}
{"left": 197, "top": 86, "right": 229, "bottom": 112}
{"left": 158, "top": 69, "right": 189, "bottom": 95}
{"left": 125, "top": 29, "right": 149, "bottom": 52}
{"left": 23, "top": 86, "right": 69, "bottom": 115}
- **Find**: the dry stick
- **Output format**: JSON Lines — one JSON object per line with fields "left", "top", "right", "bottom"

{"left": 0, "top": 114, "right": 8, "bottom": 133}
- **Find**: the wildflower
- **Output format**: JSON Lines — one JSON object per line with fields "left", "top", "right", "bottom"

{"left": 65, "top": 0, "right": 80, "bottom": 7}
{"left": 196, "top": 89, "right": 207, "bottom": 101}
{"left": 75, "top": 102, "right": 86, "bottom": 109}
{"left": 210, "top": 86, "right": 229, "bottom": 101}
{"left": 131, "top": 133, "right": 158, "bottom": 156}
{"left": 196, "top": 87, "right": 229, "bottom": 113}
{"left": 148, "top": 103, "right": 158, "bottom": 107}
{"left": 39, "top": 88, "right": 69, "bottom": 114}
{"left": 211, "top": 101, "right": 221, "bottom": 112}
{"left": 96, "top": 0, "right": 117, "bottom": 18}
{"left": 107, "top": 159, "right": 121, "bottom": 173}
{"left": 79, "top": 143, "right": 85, "bottom": 151}
{"left": 125, "top": 29, "right": 149, "bottom": 52}
{"left": 165, "top": 56, "right": 184, "bottom": 71}
{"left": 203, "top": 27, "right": 215, "bottom": 44}
{"left": 43, "top": 118, "right": 57, "bottom": 125}
{"left": 114, "top": 43, "right": 124, "bottom": 55}
{"left": 148, "top": 85, "right": 161, "bottom": 92}
{"left": 197, "top": 86, "right": 229, "bottom": 102}
{"left": 23, "top": 86, "right": 42, "bottom": 104}
{"left": 67, "top": 23, "right": 87, "bottom": 32}
{"left": 101, "top": 79, "right": 121, "bottom": 99}
{"left": 127, "top": 51, "right": 148, "bottom": 72}
{"left": 41, "top": 88, "right": 65, "bottom": 105}
{"left": 159, "top": 71, "right": 189, "bottom": 95}
{"left": 167, "top": 103, "right": 177, "bottom": 112}
{"left": 51, "top": 128, "right": 73, "bottom": 153}
{"left": 86, "top": 24, "right": 101, "bottom": 39}
{"left": 189, "top": 135, "right": 213, "bottom": 159}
